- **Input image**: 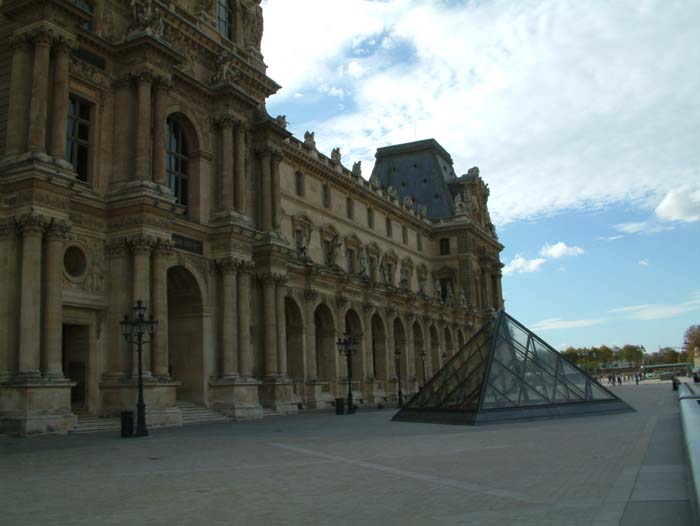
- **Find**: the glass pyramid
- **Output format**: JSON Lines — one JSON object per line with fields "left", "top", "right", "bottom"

{"left": 393, "top": 310, "right": 634, "bottom": 425}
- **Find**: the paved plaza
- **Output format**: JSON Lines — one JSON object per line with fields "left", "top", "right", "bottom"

{"left": 0, "top": 383, "right": 692, "bottom": 526}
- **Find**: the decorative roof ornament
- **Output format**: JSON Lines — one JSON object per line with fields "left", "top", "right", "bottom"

{"left": 352, "top": 161, "right": 362, "bottom": 178}
{"left": 303, "top": 131, "right": 316, "bottom": 150}
{"left": 275, "top": 115, "right": 288, "bottom": 129}
{"left": 331, "top": 147, "right": 342, "bottom": 164}
{"left": 467, "top": 166, "right": 480, "bottom": 178}
{"left": 369, "top": 172, "right": 381, "bottom": 190}
{"left": 387, "top": 186, "right": 398, "bottom": 200}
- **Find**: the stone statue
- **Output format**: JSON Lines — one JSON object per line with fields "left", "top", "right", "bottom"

{"left": 399, "top": 263, "right": 411, "bottom": 289}
{"left": 304, "top": 131, "right": 316, "bottom": 150}
{"left": 331, "top": 147, "right": 341, "bottom": 164}
{"left": 434, "top": 279, "right": 442, "bottom": 301}
{"left": 446, "top": 282, "right": 455, "bottom": 305}
{"left": 274, "top": 115, "right": 287, "bottom": 129}
{"left": 467, "top": 166, "right": 479, "bottom": 178}
{"left": 352, "top": 161, "right": 362, "bottom": 178}
{"left": 418, "top": 269, "right": 427, "bottom": 294}
{"left": 387, "top": 186, "right": 398, "bottom": 200}
{"left": 358, "top": 248, "right": 367, "bottom": 276}
{"left": 330, "top": 234, "right": 341, "bottom": 266}
{"left": 403, "top": 195, "right": 413, "bottom": 208}
{"left": 241, "top": 0, "right": 263, "bottom": 48}
{"left": 379, "top": 255, "right": 390, "bottom": 285}
{"left": 459, "top": 288, "right": 467, "bottom": 308}
{"left": 128, "top": 0, "right": 164, "bottom": 39}
{"left": 417, "top": 205, "right": 427, "bottom": 218}
{"left": 369, "top": 172, "right": 380, "bottom": 190}
{"left": 298, "top": 223, "right": 311, "bottom": 259}
{"left": 211, "top": 56, "right": 238, "bottom": 84}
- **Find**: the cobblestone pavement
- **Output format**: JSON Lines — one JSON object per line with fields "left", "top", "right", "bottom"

{"left": 0, "top": 383, "right": 692, "bottom": 526}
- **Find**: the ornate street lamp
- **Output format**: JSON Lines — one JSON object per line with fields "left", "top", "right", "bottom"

{"left": 395, "top": 349, "right": 403, "bottom": 408}
{"left": 120, "top": 300, "right": 157, "bottom": 437}
{"left": 420, "top": 349, "right": 427, "bottom": 387}
{"left": 336, "top": 332, "right": 358, "bottom": 414}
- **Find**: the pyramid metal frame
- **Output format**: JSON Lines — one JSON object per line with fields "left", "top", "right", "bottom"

{"left": 393, "top": 310, "right": 634, "bottom": 425}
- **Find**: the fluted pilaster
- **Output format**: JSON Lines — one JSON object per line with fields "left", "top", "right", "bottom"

{"left": 43, "top": 219, "right": 71, "bottom": 378}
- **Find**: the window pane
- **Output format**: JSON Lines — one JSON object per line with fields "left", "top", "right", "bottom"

{"left": 76, "top": 145, "right": 89, "bottom": 182}
{"left": 78, "top": 102, "right": 90, "bottom": 120}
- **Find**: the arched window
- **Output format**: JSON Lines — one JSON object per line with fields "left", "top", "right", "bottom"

{"left": 218, "top": 0, "right": 234, "bottom": 40}
{"left": 166, "top": 117, "right": 189, "bottom": 208}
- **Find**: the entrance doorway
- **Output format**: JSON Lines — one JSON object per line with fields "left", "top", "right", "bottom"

{"left": 62, "top": 324, "right": 89, "bottom": 409}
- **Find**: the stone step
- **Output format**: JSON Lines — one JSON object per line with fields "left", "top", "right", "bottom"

{"left": 176, "top": 402, "right": 232, "bottom": 426}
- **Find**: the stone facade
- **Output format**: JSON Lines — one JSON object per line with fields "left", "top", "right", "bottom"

{"left": 0, "top": 0, "right": 503, "bottom": 435}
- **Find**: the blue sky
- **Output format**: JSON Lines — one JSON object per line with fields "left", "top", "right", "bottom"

{"left": 260, "top": 0, "right": 700, "bottom": 353}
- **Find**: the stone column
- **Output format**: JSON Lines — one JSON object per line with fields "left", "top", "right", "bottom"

{"left": 495, "top": 271, "right": 503, "bottom": 309}
{"left": 406, "top": 315, "right": 416, "bottom": 380}
{"left": 258, "top": 149, "right": 272, "bottom": 231}
{"left": 48, "top": 37, "right": 74, "bottom": 160}
{"left": 386, "top": 310, "right": 395, "bottom": 381}
{"left": 362, "top": 305, "right": 374, "bottom": 379}
{"left": 151, "top": 79, "right": 170, "bottom": 185}
{"left": 234, "top": 125, "right": 247, "bottom": 213}
{"left": 271, "top": 152, "right": 282, "bottom": 231}
{"left": 17, "top": 213, "right": 45, "bottom": 376}
{"left": 111, "top": 76, "right": 133, "bottom": 183}
{"left": 151, "top": 240, "right": 172, "bottom": 378}
{"left": 218, "top": 258, "right": 239, "bottom": 378}
{"left": 134, "top": 72, "right": 153, "bottom": 181}
{"left": 27, "top": 31, "right": 54, "bottom": 154}
{"left": 106, "top": 240, "right": 130, "bottom": 376}
{"left": 43, "top": 220, "right": 71, "bottom": 378}
{"left": 275, "top": 276, "right": 288, "bottom": 377}
{"left": 261, "top": 273, "right": 278, "bottom": 377}
{"left": 238, "top": 263, "right": 253, "bottom": 377}
{"left": 218, "top": 116, "right": 234, "bottom": 210}
{"left": 0, "top": 221, "right": 17, "bottom": 378}
{"left": 4, "top": 34, "right": 33, "bottom": 156}
{"left": 304, "top": 290, "right": 318, "bottom": 381}
{"left": 129, "top": 235, "right": 153, "bottom": 376}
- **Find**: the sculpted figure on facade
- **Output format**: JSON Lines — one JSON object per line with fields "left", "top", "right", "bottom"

{"left": 242, "top": 0, "right": 264, "bottom": 48}
{"left": 275, "top": 115, "right": 288, "bottom": 129}
{"left": 434, "top": 279, "right": 442, "bottom": 301}
{"left": 399, "top": 262, "right": 411, "bottom": 289}
{"left": 459, "top": 288, "right": 467, "bottom": 308}
{"left": 352, "top": 161, "right": 362, "bottom": 178}
{"left": 127, "top": 0, "right": 165, "bottom": 39}
{"left": 358, "top": 247, "right": 367, "bottom": 276}
{"left": 446, "top": 282, "right": 455, "bottom": 305}
{"left": 379, "top": 255, "right": 390, "bottom": 285}
{"left": 330, "top": 235, "right": 341, "bottom": 267}
{"left": 211, "top": 56, "right": 239, "bottom": 85}
{"left": 417, "top": 267, "right": 427, "bottom": 294}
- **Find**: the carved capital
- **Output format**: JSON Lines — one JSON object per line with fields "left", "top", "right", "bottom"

{"left": 45, "top": 219, "right": 72, "bottom": 240}
{"left": 28, "top": 28, "right": 57, "bottom": 46}
{"left": 213, "top": 112, "right": 236, "bottom": 128}
{"left": 15, "top": 213, "right": 47, "bottom": 235}
{"left": 9, "top": 33, "right": 32, "bottom": 51}
{"left": 216, "top": 256, "right": 240, "bottom": 273}
{"left": 106, "top": 238, "right": 129, "bottom": 258}
{"left": 153, "top": 238, "right": 174, "bottom": 256}
{"left": 53, "top": 35, "right": 78, "bottom": 54}
{"left": 127, "top": 234, "right": 156, "bottom": 254}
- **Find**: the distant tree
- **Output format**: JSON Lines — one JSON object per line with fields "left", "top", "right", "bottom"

{"left": 598, "top": 345, "right": 614, "bottom": 366}
{"left": 561, "top": 347, "right": 579, "bottom": 365}
{"left": 621, "top": 345, "right": 644, "bottom": 367}
{"left": 657, "top": 347, "right": 680, "bottom": 364}
{"left": 685, "top": 325, "right": 700, "bottom": 359}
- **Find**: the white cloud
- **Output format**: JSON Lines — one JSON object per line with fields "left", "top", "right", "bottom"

{"left": 539, "top": 242, "right": 584, "bottom": 259}
{"left": 531, "top": 317, "right": 607, "bottom": 331}
{"left": 615, "top": 221, "right": 674, "bottom": 234}
{"left": 597, "top": 235, "right": 623, "bottom": 242}
{"left": 347, "top": 60, "right": 366, "bottom": 78}
{"left": 502, "top": 254, "right": 546, "bottom": 276}
{"left": 655, "top": 184, "right": 700, "bottom": 223}
{"left": 262, "top": 0, "right": 700, "bottom": 225}
{"left": 638, "top": 259, "right": 649, "bottom": 267}
{"left": 609, "top": 292, "right": 700, "bottom": 320}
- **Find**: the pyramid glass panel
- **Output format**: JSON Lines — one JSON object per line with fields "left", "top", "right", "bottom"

{"left": 393, "top": 311, "right": 634, "bottom": 425}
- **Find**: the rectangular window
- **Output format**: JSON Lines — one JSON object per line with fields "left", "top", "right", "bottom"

{"left": 294, "top": 229, "right": 303, "bottom": 256}
{"left": 66, "top": 95, "right": 91, "bottom": 182}
{"left": 417, "top": 232, "right": 423, "bottom": 252}
{"left": 439, "top": 238, "right": 451, "bottom": 255}
{"left": 367, "top": 207, "right": 374, "bottom": 229}
{"left": 218, "top": 0, "right": 233, "bottom": 40}
{"left": 402, "top": 225, "right": 408, "bottom": 245}
{"left": 346, "top": 196, "right": 354, "bottom": 220}
{"left": 322, "top": 185, "right": 330, "bottom": 209}
{"left": 347, "top": 248, "right": 355, "bottom": 274}
{"left": 386, "top": 217, "right": 392, "bottom": 237}
{"left": 295, "top": 171, "right": 303, "bottom": 196}
{"left": 323, "top": 239, "right": 332, "bottom": 266}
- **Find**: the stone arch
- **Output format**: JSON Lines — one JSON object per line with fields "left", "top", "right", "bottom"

{"left": 343, "top": 308, "right": 364, "bottom": 389}
{"left": 167, "top": 265, "right": 205, "bottom": 402}
{"left": 393, "top": 317, "right": 408, "bottom": 390}
{"left": 413, "top": 321, "right": 426, "bottom": 386}
{"left": 314, "top": 302, "right": 337, "bottom": 391}
{"left": 371, "top": 313, "right": 387, "bottom": 383}
{"left": 165, "top": 108, "right": 204, "bottom": 152}
{"left": 444, "top": 326, "right": 454, "bottom": 359}
{"left": 429, "top": 323, "right": 440, "bottom": 374}
{"left": 285, "top": 296, "right": 305, "bottom": 385}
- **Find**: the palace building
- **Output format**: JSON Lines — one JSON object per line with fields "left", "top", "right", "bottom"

{"left": 0, "top": 0, "right": 504, "bottom": 435}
